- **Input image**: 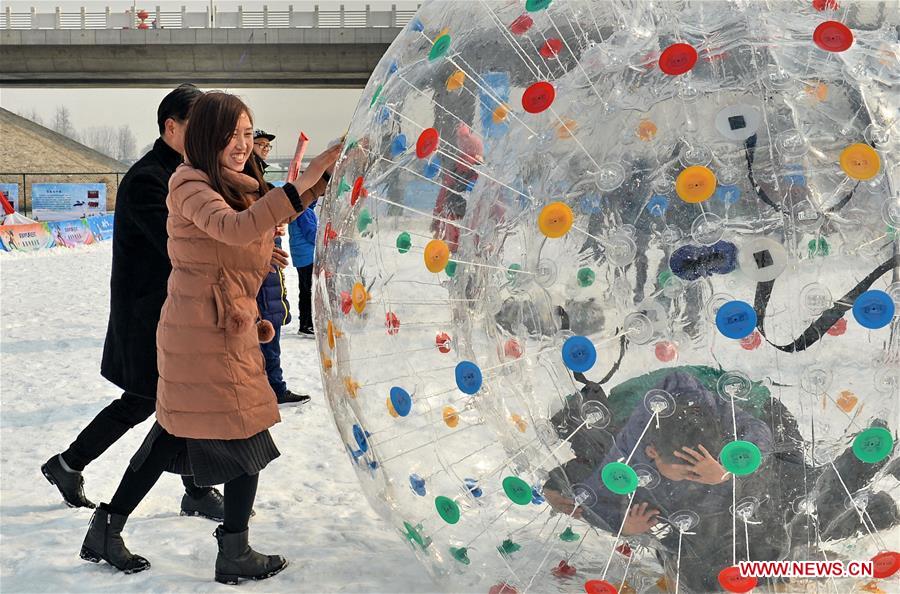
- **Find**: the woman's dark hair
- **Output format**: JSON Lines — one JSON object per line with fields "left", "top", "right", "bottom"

{"left": 184, "top": 92, "right": 267, "bottom": 211}
{"left": 156, "top": 83, "right": 202, "bottom": 134}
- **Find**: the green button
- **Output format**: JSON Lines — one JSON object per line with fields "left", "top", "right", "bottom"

{"left": 369, "top": 83, "right": 384, "bottom": 108}
{"left": 356, "top": 208, "right": 372, "bottom": 233}
{"left": 450, "top": 546, "right": 470, "bottom": 565}
{"left": 337, "top": 176, "right": 352, "bottom": 196}
{"left": 577, "top": 267, "right": 595, "bottom": 287}
{"left": 507, "top": 263, "right": 522, "bottom": 283}
{"left": 720, "top": 440, "right": 762, "bottom": 476}
{"left": 396, "top": 231, "right": 412, "bottom": 254}
{"left": 601, "top": 462, "right": 638, "bottom": 495}
{"left": 852, "top": 427, "right": 894, "bottom": 464}
{"left": 559, "top": 526, "right": 580, "bottom": 542}
{"left": 502, "top": 476, "right": 533, "bottom": 505}
{"left": 403, "top": 521, "right": 431, "bottom": 550}
{"left": 658, "top": 269, "right": 672, "bottom": 287}
{"left": 497, "top": 538, "right": 521, "bottom": 556}
{"left": 429, "top": 34, "right": 451, "bottom": 61}
{"left": 445, "top": 260, "right": 458, "bottom": 277}
{"left": 435, "top": 495, "right": 460, "bottom": 524}
{"left": 526, "top": 0, "right": 552, "bottom": 12}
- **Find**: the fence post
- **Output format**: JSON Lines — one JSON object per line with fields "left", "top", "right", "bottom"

{"left": 22, "top": 174, "right": 27, "bottom": 217}
{"left": 54, "top": 6, "right": 60, "bottom": 28}
{"left": 105, "top": 6, "right": 110, "bottom": 28}
{"left": 340, "top": 4, "right": 345, "bottom": 27}
{"left": 80, "top": 6, "right": 85, "bottom": 29}
{"left": 263, "top": 4, "right": 268, "bottom": 27}
{"left": 313, "top": 4, "right": 319, "bottom": 27}
{"left": 4, "top": 5, "right": 10, "bottom": 30}
{"left": 365, "top": 4, "right": 371, "bottom": 27}
{"left": 238, "top": 5, "right": 243, "bottom": 28}
{"left": 181, "top": 4, "right": 186, "bottom": 28}
{"left": 287, "top": 4, "right": 293, "bottom": 27}
{"left": 391, "top": 4, "right": 396, "bottom": 28}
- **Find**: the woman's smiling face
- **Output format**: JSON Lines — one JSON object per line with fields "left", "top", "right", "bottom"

{"left": 220, "top": 111, "right": 254, "bottom": 173}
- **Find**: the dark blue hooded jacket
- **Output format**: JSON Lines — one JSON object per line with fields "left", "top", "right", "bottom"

{"left": 256, "top": 236, "right": 291, "bottom": 326}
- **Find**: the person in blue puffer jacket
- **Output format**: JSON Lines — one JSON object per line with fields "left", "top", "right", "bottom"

{"left": 288, "top": 194, "right": 317, "bottom": 338}
{"left": 249, "top": 130, "right": 310, "bottom": 405}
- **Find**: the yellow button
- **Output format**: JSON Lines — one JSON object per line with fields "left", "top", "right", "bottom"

{"left": 676, "top": 165, "right": 717, "bottom": 203}
{"left": 511, "top": 413, "right": 527, "bottom": 433}
{"left": 443, "top": 406, "right": 459, "bottom": 428}
{"left": 840, "top": 143, "right": 880, "bottom": 180}
{"left": 424, "top": 239, "right": 450, "bottom": 273}
{"left": 446, "top": 70, "right": 465, "bottom": 91}
{"left": 327, "top": 320, "right": 336, "bottom": 350}
{"left": 322, "top": 355, "right": 333, "bottom": 371}
{"left": 637, "top": 119, "right": 657, "bottom": 141}
{"left": 351, "top": 282, "right": 368, "bottom": 314}
{"left": 492, "top": 104, "right": 510, "bottom": 124}
{"left": 344, "top": 376, "right": 360, "bottom": 398}
{"left": 538, "top": 201, "right": 574, "bottom": 238}
{"left": 386, "top": 397, "right": 399, "bottom": 418}
{"left": 556, "top": 118, "right": 577, "bottom": 139}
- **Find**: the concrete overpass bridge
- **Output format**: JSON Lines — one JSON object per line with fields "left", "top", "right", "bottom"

{"left": 0, "top": 4, "right": 418, "bottom": 88}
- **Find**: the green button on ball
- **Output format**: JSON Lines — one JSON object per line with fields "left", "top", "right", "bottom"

{"left": 445, "top": 260, "right": 458, "bottom": 277}
{"left": 526, "top": 0, "right": 552, "bottom": 12}
{"left": 429, "top": 34, "right": 451, "bottom": 61}
{"left": 502, "top": 476, "right": 533, "bottom": 505}
{"left": 435, "top": 495, "right": 460, "bottom": 524}
{"left": 852, "top": 427, "right": 894, "bottom": 464}
{"left": 577, "top": 267, "right": 595, "bottom": 287}
{"left": 356, "top": 208, "right": 372, "bottom": 233}
{"left": 720, "top": 440, "right": 762, "bottom": 476}
{"left": 396, "top": 231, "right": 412, "bottom": 254}
{"left": 601, "top": 462, "right": 638, "bottom": 495}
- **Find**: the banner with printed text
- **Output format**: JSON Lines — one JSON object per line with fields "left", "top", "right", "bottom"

{"left": 0, "top": 223, "right": 54, "bottom": 252}
{"left": 31, "top": 183, "right": 107, "bottom": 221}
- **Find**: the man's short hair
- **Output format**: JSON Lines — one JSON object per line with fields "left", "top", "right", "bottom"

{"left": 157, "top": 83, "right": 202, "bottom": 135}
{"left": 649, "top": 402, "right": 724, "bottom": 463}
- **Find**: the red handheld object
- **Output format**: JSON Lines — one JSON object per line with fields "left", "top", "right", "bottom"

{"left": 286, "top": 132, "right": 310, "bottom": 183}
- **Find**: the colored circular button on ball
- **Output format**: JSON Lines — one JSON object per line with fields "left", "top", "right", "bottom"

{"left": 852, "top": 427, "right": 893, "bottom": 463}
{"left": 525, "top": 0, "right": 552, "bottom": 12}
{"left": 718, "top": 565, "right": 758, "bottom": 593}
{"left": 502, "top": 476, "right": 533, "bottom": 505}
{"left": 538, "top": 201, "right": 574, "bottom": 238}
{"left": 351, "top": 282, "right": 367, "bottom": 314}
{"left": 813, "top": 20, "right": 853, "bottom": 52}
{"left": 351, "top": 176, "right": 366, "bottom": 206}
{"left": 390, "top": 386, "right": 412, "bottom": 417}
{"left": 455, "top": 361, "right": 483, "bottom": 394}
{"left": 676, "top": 165, "right": 717, "bottom": 203}
{"left": 435, "top": 495, "right": 460, "bottom": 524}
{"left": 409, "top": 474, "right": 426, "bottom": 496}
{"left": 444, "top": 260, "right": 458, "bottom": 277}
{"left": 601, "top": 462, "right": 639, "bottom": 495}
{"left": 840, "top": 143, "right": 880, "bottom": 180}
{"left": 352, "top": 424, "right": 368, "bottom": 452}
{"left": 443, "top": 406, "right": 460, "bottom": 428}
{"left": 509, "top": 14, "right": 533, "bottom": 35}
{"left": 659, "top": 43, "right": 698, "bottom": 75}
{"left": 720, "top": 440, "right": 762, "bottom": 476}
{"left": 522, "top": 81, "right": 555, "bottom": 114}
{"left": 562, "top": 335, "right": 597, "bottom": 373}
{"left": 356, "top": 208, "right": 372, "bottom": 233}
{"left": 416, "top": 128, "right": 440, "bottom": 159}
{"left": 423, "top": 239, "right": 450, "bottom": 272}
{"left": 540, "top": 38, "right": 563, "bottom": 58}
{"left": 445, "top": 70, "right": 465, "bottom": 91}
{"left": 429, "top": 34, "right": 451, "bottom": 60}
{"left": 853, "top": 290, "right": 894, "bottom": 329}
{"left": 396, "top": 231, "right": 411, "bottom": 253}
{"left": 715, "top": 300, "right": 757, "bottom": 339}
{"left": 577, "top": 267, "right": 595, "bottom": 287}
{"left": 871, "top": 551, "right": 900, "bottom": 579}
{"left": 584, "top": 578, "right": 618, "bottom": 594}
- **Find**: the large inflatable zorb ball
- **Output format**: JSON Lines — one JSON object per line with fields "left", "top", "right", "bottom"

{"left": 315, "top": 1, "right": 899, "bottom": 592}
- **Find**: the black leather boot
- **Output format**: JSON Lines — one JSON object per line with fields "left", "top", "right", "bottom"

{"left": 181, "top": 488, "right": 225, "bottom": 521}
{"left": 80, "top": 504, "right": 150, "bottom": 574}
{"left": 213, "top": 525, "right": 287, "bottom": 584}
{"left": 42, "top": 454, "right": 95, "bottom": 509}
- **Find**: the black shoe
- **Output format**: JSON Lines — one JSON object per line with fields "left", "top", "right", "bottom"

{"left": 213, "top": 525, "right": 287, "bottom": 585}
{"left": 181, "top": 488, "right": 225, "bottom": 522}
{"left": 297, "top": 327, "right": 315, "bottom": 339}
{"left": 80, "top": 504, "right": 150, "bottom": 574}
{"left": 42, "top": 454, "right": 96, "bottom": 509}
{"left": 277, "top": 390, "right": 310, "bottom": 406}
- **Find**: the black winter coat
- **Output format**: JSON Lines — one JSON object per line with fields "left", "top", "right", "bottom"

{"left": 100, "top": 138, "right": 182, "bottom": 399}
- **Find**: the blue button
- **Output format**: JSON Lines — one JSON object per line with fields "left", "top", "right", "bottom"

{"left": 647, "top": 194, "right": 669, "bottom": 216}
{"left": 423, "top": 158, "right": 441, "bottom": 179}
{"left": 352, "top": 424, "right": 369, "bottom": 452}
{"left": 368, "top": 460, "right": 379, "bottom": 470}
{"left": 715, "top": 300, "right": 757, "bottom": 339}
{"left": 410, "top": 18, "right": 424, "bottom": 32}
{"left": 455, "top": 361, "right": 483, "bottom": 394}
{"left": 390, "top": 134, "right": 408, "bottom": 158}
{"left": 388, "top": 60, "right": 399, "bottom": 75}
{"left": 531, "top": 486, "right": 545, "bottom": 505}
{"left": 562, "top": 336, "right": 597, "bottom": 372}
{"left": 464, "top": 478, "right": 482, "bottom": 498}
{"left": 853, "top": 290, "right": 895, "bottom": 329}
{"left": 378, "top": 106, "right": 391, "bottom": 124}
{"left": 714, "top": 185, "right": 741, "bottom": 205}
{"left": 390, "top": 386, "right": 412, "bottom": 417}
{"left": 410, "top": 474, "right": 427, "bottom": 496}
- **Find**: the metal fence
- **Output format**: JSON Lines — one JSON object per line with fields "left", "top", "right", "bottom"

{"left": 0, "top": 4, "right": 419, "bottom": 30}
{"left": 0, "top": 173, "right": 124, "bottom": 218}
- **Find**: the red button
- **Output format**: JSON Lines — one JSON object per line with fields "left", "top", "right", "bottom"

{"left": 718, "top": 566, "right": 757, "bottom": 593}
{"left": 323, "top": 222, "right": 337, "bottom": 248}
{"left": 522, "top": 81, "right": 555, "bottom": 113}
{"left": 584, "top": 580, "right": 618, "bottom": 594}
{"left": 385, "top": 312, "right": 400, "bottom": 335}
{"left": 510, "top": 14, "right": 533, "bottom": 35}
{"left": 814, "top": 21, "right": 853, "bottom": 52}
{"left": 551, "top": 560, "right": 576, "bottom": 578}
{"left": 351, "top": 176, "right": 366, "bottom": 205}
{"left": 436, "top": 332, "right": 452, "bottom": 353}
{"left": 416, "top": 128, "right": 440, "bottom": 159}
{"left": 826, "top": 317, "right": 847, "bottom": 336}
{"left": 871, "top": 551, "right": 900, "bottom": 579}
{"left": 659, "top": 43, "right": 698, "bottom": 75}
{"left": 812, "top": 0, "right": 839, "bottom": 10}
{"left": 540, "top": 38, "right": 563, "bottom": 58}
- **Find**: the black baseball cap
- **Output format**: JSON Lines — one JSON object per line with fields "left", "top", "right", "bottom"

{"left": 254, "top": 130, "right": 275, "bottom": 141}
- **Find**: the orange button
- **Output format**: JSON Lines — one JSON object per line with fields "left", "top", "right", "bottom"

{"left": 676, "top": 165, "right": 717, "bottom": 203}
{"left": 351, "top": 282, "right": 368, "bottom": 314}
{"left": 344, "top": 376, "right": 360, "bottom": 398}
{"left": 492, "top": 104, "right": 510, "bottom": 124}
{"left": 446, "top": 70, "right": 465, "bottom": 91}
{"left": 839, "top": 143, "right": 880, "bottom": 180}
{"left": 637, "top": 119, "right": 657, "bottom": 141}
{"left": 538, "top": 201, "right": 574, "bottom": 237}
{"left": 443, "top": 406, "right": 459, "bottom": 428}
{"left": 386, "top": 397, "right": 399, "bottom": 418}
{"left": 424, "top": 239, "right": 450, "bottom": 273}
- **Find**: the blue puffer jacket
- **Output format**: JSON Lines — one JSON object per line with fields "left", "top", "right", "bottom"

{"left": 288, "top": 200, "right": 318, "bottom": 267}
{"left": 256, "top": 235, "right": 291, "bottom": 326}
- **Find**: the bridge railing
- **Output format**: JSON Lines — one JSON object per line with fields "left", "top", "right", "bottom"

{"left": 0, "top": 4, "right": 419, "bottom": 30}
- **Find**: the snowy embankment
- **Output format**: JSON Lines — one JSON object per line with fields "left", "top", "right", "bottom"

{"left": 0, "top": 242, "right": 436, "bottom": 593}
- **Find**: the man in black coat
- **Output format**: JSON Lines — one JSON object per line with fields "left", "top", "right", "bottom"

{"left": 42, "top": 84, "right": 224, "bottom": 520}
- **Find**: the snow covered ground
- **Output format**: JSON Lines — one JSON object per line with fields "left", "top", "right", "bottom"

{"left": 0, "top": 242, "right": 436, "bottom": 593}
